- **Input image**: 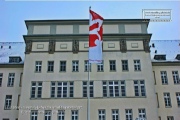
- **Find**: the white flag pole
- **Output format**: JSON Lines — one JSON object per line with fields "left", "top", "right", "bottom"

{"left": 87, "top": 6, "right": 91, "bottom": 120}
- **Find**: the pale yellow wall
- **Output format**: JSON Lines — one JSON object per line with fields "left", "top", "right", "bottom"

{"left": 0, "top": 68, "right": 23, "bottom": 120}
{"left": 125, "top": 24, "right": 141, "bottom": 33}
{"left": 79, "top": 41, "right": 88, "bottom": 51}
{"left": 18, "top": 51, "right": 158, "bottom": 120}
{"left": 103, "top": 25, "right": 119, "bottom": 33}
{"left": 126, "top": 41, "right": 144, "bottom": 50}
{"left": 33, "top": 25, "right": 50, "bottom": 34}
{"left": 56, "top": 25, "right": 73, "bottom": 34}
{"left": 55, "top": 42, "right": 72, "bottom": 51}
{"left": 153, "top": 66, "right": 180, "bottom": 120}
{"left": 103, "top": 41, "right": 120, "bottom": 50}
{"left": 32, "top": 42, "right": 49, "bottom": 52}
{"left": 79, "top": 25, "right": 88, "bottom": 34}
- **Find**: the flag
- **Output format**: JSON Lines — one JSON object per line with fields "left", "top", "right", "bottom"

{"left": 89, "top": 9, "right": 104, "bottom": 63}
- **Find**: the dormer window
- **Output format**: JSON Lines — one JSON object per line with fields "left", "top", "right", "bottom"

{"left": 175, "top": 54, "right": 180, "bottom": 60}
{"left": 154, "top": 55, "right": 166, "bottom": 60}
{"left": 9, "top": 56, "right": 22, "bottom": 63}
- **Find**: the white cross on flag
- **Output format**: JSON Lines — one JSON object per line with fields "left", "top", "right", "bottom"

{"left": 89, "top": 9, "right": 104, "bottom": 63}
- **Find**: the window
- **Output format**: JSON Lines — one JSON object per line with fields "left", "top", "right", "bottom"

{"left": 83, "top": 81, "right": 93, "bottom": 97}
{"left": 98, "top": 109, "right": 105, "bottom": 120}
{"left": 35, "top": 61, "right": 42, "bottom": 72}
{"left": 112, "top": 109, "right": 119, "bottom": 120}
{"left": 84, "top": 60, "right": 91, "bottom": 72}
{"left": 103, "top": 81, "right": 126, "bottom": 97}
{"left": 161, "top": 71, "right": 168, "bottom": 84}
{"left": 176, "top": 92, "right": 180, "bottom": 107}
{"left": 31, "top": 110, "right": 38, "bottom": 120}
{"left": 51, "top": 82, "right": 74, "bottom": 98}
{"left": 72, "top": 61, "right": 79, "bottom": 72}
{"left": 60, "top": 61, "right": 66, "bottom": 72}
{"left": 58, "top": 110, "right": 65, "bottom": 120}
{"left": 164, "top": 93, "right": 171, "bottom": 107}
{"left": 4, "top": 95, "right": 12, "bottom": 110}
{"left": 134, "top": 80, "right": 146, "bottom": 97}
{"left": 109, "top": 60, "right": 116, "bottom": 71}
{"left": 122, "top": 60, "right": 128, "bottom": 71}
{"left": 71, "top": 110, "right": 78, "bottom": 120}
{"left": 45, "top": 110, "right": 51, "bottom": 120}
{"left": 0, "top": 73, "right": 3, "bottom": 87}
{"left": 97, "top": 61, "right": 104, "bottom": 72}
{"left": 48, "top": 61, "right": 54, "bottom": 72}
{"left": 2, "top": 119, "right": 9, "bottom": 120}
{"left": 125, "top": 109, "right": 132, "bottom": 120}
{"left": 167, "top": 116, "right": 174, "bottom": 120}
{"left": 138, "top": 109, "right": 146, "bottom": 119}
{"left": 134, "top": 60, "right": 141, "bottom": 71}
{"left": 31, "top": 82, "right": 42, "bottom": 98}
{"left": 7, "top": 73, "right": 15, "bottom": 87}
{"left": 172, "top": 71, "right": 180, "bottom": 84}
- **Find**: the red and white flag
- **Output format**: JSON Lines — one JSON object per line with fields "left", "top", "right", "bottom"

{"left": 89, "top": 9, "right": 104, "bottom": 63}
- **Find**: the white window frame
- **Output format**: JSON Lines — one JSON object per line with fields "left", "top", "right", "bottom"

{"left": 44, "top": 110, "right": 51, "bottom": 120}
{"left": 112, "top": 109, "right": 119, "bottom": 120}
{"left": 72, "top": 61, "right": 79, "bottom": 72}
{"left": 97, "top": 61, "right": 104, "bottom": 72}
{"left": 60, "top": 61, "right": 66, "bottom": 72}
{"left": 58, "top": 110, "right": 65, "bottom": 120}
{"left": 172, "top": 71, "right": 180, "bottom": 84}
{"left": 134, "top": 80, "right": 146, "bottom": 97}
{"left": 84, "top": 60, "right": 91, "bottom": 72}
{"left": 176, "top": 92, "right": 180, "bottom": 107}
{"left": 47, "top": 61, "right": 54, "bottom": 72}
{"left": 109, "top": 60, "right": 116, "bottom": 71}
{"left": 164, "top": 93, "right": 171, "bottom": 107}
{"left": 161, "top": 71, "right": 168, "bottom": 84}
{"left": 35, "top": 61, "right": 42, "bottom": 72}
{"left": 98, "top": 109, "right": 105, "bottom": 120}
{"left": 82, "top": 81, "right": 94, "bottom": 97}
{"left": 31, "top": 82, "right": 42, "bottom": 98}
{"left": 125, "top": 109, "right": 132, "bottom": 120}
{"left": 0, "top": 73, "right": 3, "bottom": 87}
{"left": 134, "top": 60, "right": 141, "bottom": 71}
{"left": 71, "top": 110, "right": 78, "bottom": 120}
{"left": 31, "top": 110, "right": 38, "bottom": 120}
{"left": 4, "top": 95, "right": 12, "bottom": 110}
{"left": 138, "top": 109, "right": 146, "bottom": 119}
{"left": 122, "top": 60, "right": 128, "bottom": 71}
{"left": 7, "top": 73, "right": 15, "bottom": 87}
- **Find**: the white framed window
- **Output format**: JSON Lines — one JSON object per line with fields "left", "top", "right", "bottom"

{"left": 44, "top": 110, "right": 51, "bottom": 120}
{"left": 51, "top": 82, "right": 74, "bottom": 98}
{"left": 31, "top": 110, "right": 38, "bottom": 120}
{"left": 0, "top": 73, "right": 3, "bottom": 87}
{"left": 72, "top": 61, "right": 79, "bottom": 72}
{"left": 48, "top": 61, "right": 54, "bottom": 72}
{"left": 172, "top": 71, "right": 180, "bottom": 84}
{"left": 83, "top": 81, "right": 93, "bottom": 97}
{"left": 4, "top": 95, "right": 12, "bottom": 110}
{"left": 134, "top": 80, "right": 146, "bottom": 97}
{"left": 58, "top": 110, "right": 65, "bottom": 120}
{"left": 109, "top": 60, "right": 116, "bottom": 71}
{"left": 112, "top": 109, "right": 119, "bottom": 120}
{"left": 71, "top": 110, "right": 78, "bottom": 120}
{"left": 161, "top": 71, "right": 168, "bottom": 84}
{"left": 176, "top": 92, "right": 180, "bottom": 107}
{"left": 84, "top": 60, "right": 91, "bottom": 72}
{"left": 167, "top": 116, "right": 174, "bottom": 120}
{"left": 31, "top": 82, "right": 42, "bottom": 98}
{"left": 134, "top": 60, "right": 141, "bottom": 71}
{"left": 60, "top": 61, "right": 66, "bottom": 72}
{"left": 97, "top": 61, "right": 104, "bottom": 72}
{"left": 7, "top": 73, "right": 15, "bottom": 87}
{"left": 35, "top": 61, "right": 42, "bottom": 72}
{"left": 164, "top": 93, "right": 171, "bottom": 107}
{"left": 138, "top": 109, "right": 146, "bottom": 119}
{"left": 125, "top": 109, "right": 132, "bottom": 120}
{"left": 98, "top": 109, "right": 105, "bottom": 120}
{"left": 122, "top": 60, "right": 128, "bottom": 71}
{"left": 103, "top": 81, "right": 126, "bottom": 97}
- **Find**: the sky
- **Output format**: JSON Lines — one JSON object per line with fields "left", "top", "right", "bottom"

{"left": 0, "top": 0, "right": 180, "bottom": 42}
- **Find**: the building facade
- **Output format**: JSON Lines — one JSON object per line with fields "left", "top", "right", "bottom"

{"left": 0, "top": 19, "right": 179, "bottom": 120}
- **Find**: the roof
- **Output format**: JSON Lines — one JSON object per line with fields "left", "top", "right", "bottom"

{"left": 150, "top": 40, "right": 180, "bottom": 62}
{"left": 0, "top": 42, "right": 25, "bottom": 64}
{"left": 0, "top": 40, "right": 179, "bottom": 64}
